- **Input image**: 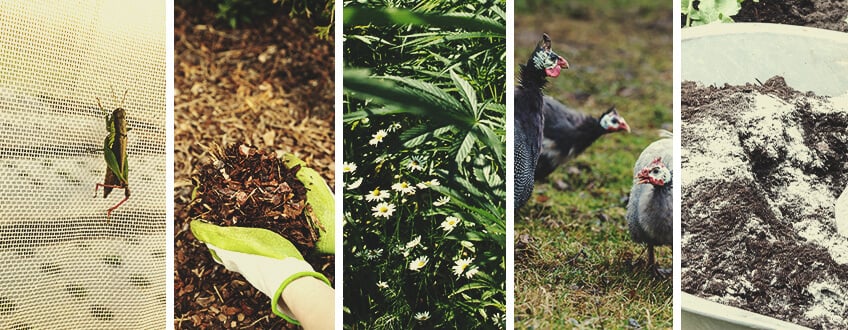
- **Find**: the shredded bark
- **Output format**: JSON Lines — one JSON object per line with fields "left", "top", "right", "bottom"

{"left": 174, "top": 3, "right": 334, "bottom": 329}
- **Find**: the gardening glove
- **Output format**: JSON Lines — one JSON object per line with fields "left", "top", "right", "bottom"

{"left": 190, "top": 220, "right": 331, "bottom": 325}
{"left": 281, "top": 152, "right": 335, "bottom": 254}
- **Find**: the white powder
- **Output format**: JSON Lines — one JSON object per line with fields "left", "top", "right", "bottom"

{"left": 837, "top": 186, "right": 848, "bottom": 237}
{"left": 684, "top": 90, "right": 848, "bottom": 265}
{"left": 805, "top": 280, "right": 848, "bottom": 324}
{"left": 812, "top": 91, "right": 848, "bottom": 114}
{"left": 682, "top": 119, "right": 752, "bottom": 187}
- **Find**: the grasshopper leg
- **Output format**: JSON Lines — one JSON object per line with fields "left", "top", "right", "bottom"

{"left": 95, "top": 184, "right": 130, "bottom": 218}
{"left": 94, "top": 183, "right": 124, "bottom": 197}
{"left": 106, "top": 195, "right": 129, "bottom": 218}
{"left": 105, "top": 187, "right": 131, "bottom": 218}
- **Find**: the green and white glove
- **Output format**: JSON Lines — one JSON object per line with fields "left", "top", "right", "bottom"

{"left": 281, "top": 152, "right": 335, "bottom": 254}
{"left": 190, "top": 220, "right": 331, "bottom": 325}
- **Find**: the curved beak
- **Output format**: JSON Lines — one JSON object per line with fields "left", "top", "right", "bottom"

{"left": 557, "top": 56, "right": 569, "bottom": 70}
{"left": 620, "top": 119, "right": 631, "bottom": 133}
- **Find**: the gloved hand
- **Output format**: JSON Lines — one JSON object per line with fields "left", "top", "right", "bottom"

{"left": 281, "top": 152, "right": 335, "bottom": 254}
{"left": 190, "top": 220, "right": 331, "bottom": 325}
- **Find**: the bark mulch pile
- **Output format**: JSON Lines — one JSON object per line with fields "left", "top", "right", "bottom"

{"left": 189, "top": 144, "right": 320, "bottom": 253}
{"left": 174, "top": 4, "right": 334, "bottom": 329}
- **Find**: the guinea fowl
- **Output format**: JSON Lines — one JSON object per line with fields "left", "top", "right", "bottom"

{"left": 535, "top": 96, "right": 630, "bottom": 181}
{"left": 626, "top": 130, "right": 672, "bottom": 273}
{"left": 514, "top": 33, "right": 569, "bottom": 208}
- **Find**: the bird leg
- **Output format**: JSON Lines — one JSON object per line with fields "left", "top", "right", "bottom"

{"left": 647, "top": 244, "right": 655, "bottom": 268}
{"left": 647, "top": 244, "right": 672, "bottom": 278}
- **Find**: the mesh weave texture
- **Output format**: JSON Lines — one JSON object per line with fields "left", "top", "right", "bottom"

{"left": 0, "top": 1, "right": 166, "bottom": 329}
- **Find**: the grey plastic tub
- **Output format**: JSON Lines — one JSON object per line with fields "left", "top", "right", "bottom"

{"left": 682, "top": 23, "right": 848, "bottom": 330}
{"left": 683, "top": 23, "right": 848, "bottom": 97}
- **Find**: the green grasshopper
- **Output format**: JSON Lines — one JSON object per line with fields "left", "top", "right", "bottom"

{"left": 93, "top": 89, "right": 130, "bottom": 218}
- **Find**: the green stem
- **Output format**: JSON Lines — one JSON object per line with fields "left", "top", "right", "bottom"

{"left": 685, "top": 0, "right": 693, "bottom": 27}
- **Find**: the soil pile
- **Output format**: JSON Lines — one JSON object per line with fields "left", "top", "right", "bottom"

{"left": 682, "top": 76, "right": 848, "bottom": 328}
{"left": 736, "top": 0, "right": 848, "bottom": 32}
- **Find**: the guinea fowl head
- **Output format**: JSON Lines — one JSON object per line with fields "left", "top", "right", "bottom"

{"left": 522, "top": 33, "right": 569, "bottom": 83}
{"left": 533, "top": 34, "right": 569, "bottom": 77}
{"left": 636, "top": 157, "right": 671, "bottom": 187}
{"left": 598, "top": 107, "right": 630, "bottom": 133}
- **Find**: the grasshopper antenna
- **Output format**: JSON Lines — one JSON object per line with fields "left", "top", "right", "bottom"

{"left": 120, "top": 89, "right": 128, "bottom": 109}
{"left": 95, "top": 96, "right": 108, "bottom": 116}
{"left": 109, "top": 85, "right": 118, "bottom": 108}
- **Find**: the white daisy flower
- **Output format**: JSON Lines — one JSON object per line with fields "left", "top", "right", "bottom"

{"left": 347, "top": 177, "right": 363, "bottom": 190}
{"left": 492, "top": 312, "right": 505, "bottom": 328}
{"left": 342, "top": 162, "right": 357, "bottom": 173}
{"left": 452, "top": 258, "right": 473, "bottom": 277}
{"left": 406, "top": 160, "right": 423, "bottom": 172}
{"left": 414, "top": 311, "right": 430, "bottom": 321}
{"left": 406, "top": 235, "right": 421, "bottom": 249}
{"left": 369, "top": 129, "right": 388, "bottom": 146}
{"left": 409, "top": 256, "right": 429, "bottom": 271}
{"left": 416, "top": 178, "right": 440, "bottom": 190}
{"left": 433, "top": 196, "right": 450, "bottom": 207}
{"left": 371, "top": 202, "right": 396, "bottom": 218}
{"left": 464, "top": 267, "right": 479, "bottom": 279}
{"left": 440, "top": 216, "right": 461, "bottom": 233}
{"left": 365, "top": 248, "right": 383, "bottom": 260}
{"left": 391, "top": 181, "right": 416, "bottom": 195}
{"left": 377, "top": 281, "right": 389, "bottom": 289}
{"left": 388, "top": 122, "right": 402, "bottom": 132}
{"left": 364, "top": 188, "right": 390, "bottom": 202}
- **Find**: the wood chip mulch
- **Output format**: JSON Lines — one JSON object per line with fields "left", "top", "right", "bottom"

{"left": 174, "top": 4, "right": 334, "bottom": 329}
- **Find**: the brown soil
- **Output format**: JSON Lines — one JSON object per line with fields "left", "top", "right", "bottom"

{"left": 681, "top": 77, "right": 848, "bottom": 329}
{"left": 683, "top": 0, "right": 848, "bottom": 32}
{"left": 735, "top": 0, "right": 848, "bottom": 32}
{"left": 174, "top": 4, "right": 334, "bottom": 329}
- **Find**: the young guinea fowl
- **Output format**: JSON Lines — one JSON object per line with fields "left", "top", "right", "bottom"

{"left": 514, "top": 34, "right": 569, "bottom": 209}
{"left": 626, "top": 131, "right": 672, "bottom": 274}
{"left": 535, "top": 96, "right": 630, "bottom": 181}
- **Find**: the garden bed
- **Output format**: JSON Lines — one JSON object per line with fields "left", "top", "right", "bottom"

{"left": 681, "top": 76, "right": 848, "bottom": 329}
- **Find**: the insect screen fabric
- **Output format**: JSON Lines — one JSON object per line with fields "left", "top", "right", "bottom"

{"left": 0, "top": 1, "right": 166, "bottom": 328}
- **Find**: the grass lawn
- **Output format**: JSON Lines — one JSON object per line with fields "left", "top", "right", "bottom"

{"left": 514, "top": 0, "right": 674, "bottom": 328}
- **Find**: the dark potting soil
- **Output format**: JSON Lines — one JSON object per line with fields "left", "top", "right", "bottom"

{"left": 682, "top": 76, "right": 848, "bottom": 329}
{"left": 682, "top": 0, "right": 848, "bottom": 32}
{"left": 175, "top": 144, "right": 332, "bottom": 329}
{"left": 735, "top": 0, "right": 848, "bottom": 32}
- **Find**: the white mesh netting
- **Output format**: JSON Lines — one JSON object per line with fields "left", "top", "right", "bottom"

{"left": 0, "top": 1, "right": 165, "bottom": 329}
